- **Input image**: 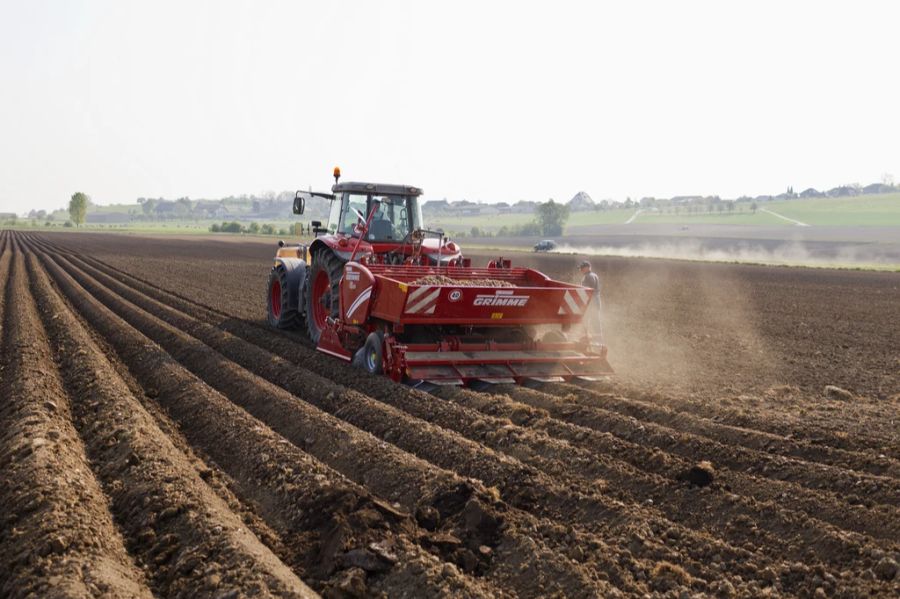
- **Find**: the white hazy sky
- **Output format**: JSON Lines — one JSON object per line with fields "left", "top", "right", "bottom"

{"left": 1, "top": 0, "right": 898, "bottom": 214}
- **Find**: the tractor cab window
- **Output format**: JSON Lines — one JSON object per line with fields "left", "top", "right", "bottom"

{"left": 333, "top": 192, "right": 422, "bottom": 240}
{"left": 338, "top": 194, "right": 368, "bottom": 236}
{"left": 368, "top": 194, "right": 416, "bottom": 241}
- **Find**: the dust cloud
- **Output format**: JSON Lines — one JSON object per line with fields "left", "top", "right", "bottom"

{"left": 551, "top": 240, "right": 897, "bottom": 269}
{"left": 593, "top": 255, "right": 780, "bottom": 397}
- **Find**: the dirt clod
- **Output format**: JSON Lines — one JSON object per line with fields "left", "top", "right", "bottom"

{"left": 824, "top": 385, "right": 854, "bottom": 401}
{"left": 678, "top": 460, "right": 715, "bottom": 487}
{"left": 873, "top": 557, "right": 898, "bottom": 581}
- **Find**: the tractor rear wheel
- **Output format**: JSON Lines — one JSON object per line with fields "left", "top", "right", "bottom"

{"left": 305, "top": 248, "right": 345, "bottom": 343}
{"left": 267, "top": 264, "right": 301, "bottom": 330}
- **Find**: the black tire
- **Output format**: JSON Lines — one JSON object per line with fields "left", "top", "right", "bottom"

{"left": 305, "top": 248, "right": 345, "bottom": 343}
{"left": 361, "top": 331, "right": 384, "bottom": 375}
{"left": 267, "top": 264, "right": 302, "bottom": 330}
{"left": 542, "top": 329, "right": 568, "bottom": 343}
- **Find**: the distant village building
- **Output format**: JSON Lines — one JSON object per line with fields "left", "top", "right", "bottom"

{"left": 567, "top": 191, "right": 595, "bottom": 211}
{"left": 799, "top": 188, "right": 823, "bottom": 198}
{"left": 86, "top": 213, "right": 131, "bottom": 224}
{"left": 827, "top": 186, "right": 859, "bottom": 197}
{"left": 862, "top": 183, "right": 894, "bottom": 195}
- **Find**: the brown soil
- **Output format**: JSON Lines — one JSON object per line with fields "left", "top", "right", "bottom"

{"left": 1, "top": 229, "right": 898, "bottom": 598}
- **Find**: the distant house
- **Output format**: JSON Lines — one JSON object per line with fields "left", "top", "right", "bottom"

{"left": 799, "top": 188, "right": 823, "bottom": 198}
{"left": 754, "top": 195, "right": 774, "bottom": 202}
{"left": 512, "top": 200, "right": 538, "bottom": 213}
{"left": 862, "top": 183, "right": 894, "bottom": 195}
{"left": 670, "top": 195, "right": 703, "bottom": 205}
{"left": 86, "top": 213, "right": 131, "bottom": 224}
{"left": 827, "top": 186, "right": 859, "bottom": 198}
{"left": 422, "top": 199, "right": 450, "bottom": 215}
{"left": 567, "top": 191, "right": 595, "bottom": 211}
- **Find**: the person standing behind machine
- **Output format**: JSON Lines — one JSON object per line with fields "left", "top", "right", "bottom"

{"left": 578, "top": 260, "right": 603, "bottom": 343}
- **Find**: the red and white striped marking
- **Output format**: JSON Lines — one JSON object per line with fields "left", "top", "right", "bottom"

{"left": 557, "top": 288, "right": 590, "bottom": 315}
{"left": 405, "top": 285, "right": 440, "bottom": 315}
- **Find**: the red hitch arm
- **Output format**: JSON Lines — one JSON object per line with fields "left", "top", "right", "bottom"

{"left": 349, "top": 200, "right": 381, "bottom": 263}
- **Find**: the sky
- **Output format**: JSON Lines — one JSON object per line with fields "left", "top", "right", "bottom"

{"left": 1, "top": 0, "right": 898, "bottom": 214}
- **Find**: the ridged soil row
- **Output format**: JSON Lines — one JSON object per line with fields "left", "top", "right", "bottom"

{"left": 47, "top": 248, "right": 788, "bottom": 596}
{"left": 30, "top": 240, "right": 607, "bottom": 598}
{"left": 0, "top": 243, "right": 152, "bottom": 599}
{"left": 589, "top": 378, "right": 898, "bottom": 456}
{"left": 547, "top": 381, "right": 900, "bottom": 479}
{"left": 24, "top": 251, "right": 318, "bottom": 598}
{"left": 430, "top": 385, "right": 899, "bottom": 597}
{"left": 442, "top": 384, "right": 900, "bottom": 545}
{"left": 491, "top": 379, "right": 900, "bottom": 508}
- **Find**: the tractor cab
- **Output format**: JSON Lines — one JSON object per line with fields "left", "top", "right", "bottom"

{"left": 327, "top": 181, "right": 425, "bottom": 250}
{"left": 297, "top": 171, "right": 462, "bottom": 267}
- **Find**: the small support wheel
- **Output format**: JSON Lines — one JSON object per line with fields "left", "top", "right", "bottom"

{"left": 542, "top": 330, "right": 568, "bottom": 343}
{"left": 361, "top": 332, "right": 384, "bottom": 375}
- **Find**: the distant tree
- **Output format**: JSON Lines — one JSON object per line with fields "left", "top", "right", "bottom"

{"left": 209, "top": 223, "right": 221, "bottom": 232}
{"left": 470, "top": 226, "right": 483, "bottom": 237}
{"left": 69, "top": 192, "right": 89, "bottom": 226}
{"left": 174, "top": 197, "right": 192, "bottom": 218}
{"left": 260, "top": 223, "right": 275, "bottom": 235}
{"left": 248, "top": 222, "right": 260, "bottom": 234}
{"left": 142, "top": 198, "right": 159, "bottom": 216}
{"left": 750, "top": 202, "right": 758, "bottom": 214}
{"left": 221, "top": 221, "right": 243, "bottom": 233}
{"left": 536, "top": 199, "right": 570, "bottom": 237}
{"left": 64, "top": 220, "right": 74, "bottom": 227}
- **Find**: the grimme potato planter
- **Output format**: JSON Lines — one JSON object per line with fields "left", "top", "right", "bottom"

{"left": 268, "top": 168, "right": 612, "bottom": 385}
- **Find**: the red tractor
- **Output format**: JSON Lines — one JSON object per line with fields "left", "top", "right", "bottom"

{"left": 268, "top": 168, "right": 612, "bottom": 386}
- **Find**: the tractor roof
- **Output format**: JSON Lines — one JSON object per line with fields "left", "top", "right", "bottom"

{"left": 332, "top": 181, "right": 423, "bottom": 196}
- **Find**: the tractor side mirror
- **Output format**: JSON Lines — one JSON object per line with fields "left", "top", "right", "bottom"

{"left": 293, "top": 191, "right": 305, "bottom": 215}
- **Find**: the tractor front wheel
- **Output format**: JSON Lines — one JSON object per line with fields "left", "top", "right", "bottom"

{"left": 267, "top": 264, "right": 301, "bottom": 330}
{"left": 305, "top": 248, "right": 344, "bottom": 343}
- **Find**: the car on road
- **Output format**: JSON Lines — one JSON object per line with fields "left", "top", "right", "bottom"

{"left": 533, "top": 239, "right": 557, "bottom": 252}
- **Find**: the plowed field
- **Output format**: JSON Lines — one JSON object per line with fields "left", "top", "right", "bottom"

{"left": 1, "top": 229, "right": 898, "bottom": 598}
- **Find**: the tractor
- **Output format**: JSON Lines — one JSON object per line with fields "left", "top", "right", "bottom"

{"left": 267, "top": 168, "right": 612, "bottom": 386}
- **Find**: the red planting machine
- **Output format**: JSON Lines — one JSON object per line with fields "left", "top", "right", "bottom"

{"left": 267, "top": 168, "right": 612, "bottom": 386}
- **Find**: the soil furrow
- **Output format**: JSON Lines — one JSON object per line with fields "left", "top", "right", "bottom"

{"left": 46, "top": 245, "right": 837, "bottom": 596}
{"left": 31, "top": 239, "right": 608, "bottom": 598}
{"left": 0, "top": 246, "right": 152, "bottom": 599}
{"left": 25, "top": 251, "right": 318, "bottom": 598}
{"left": 442, "top": 383, "right": 900, "bottom": 543}
{"left": 547, "top": 381, "right": 900, "bottom": 479}
{"left": 591, "top": 378, "right": 898, "bottom": 456}
{"left": 493, "top": 381, "right": 900, "bottom": 508}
